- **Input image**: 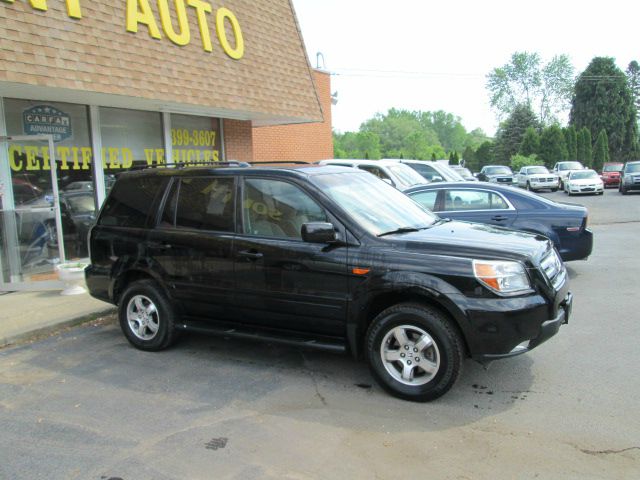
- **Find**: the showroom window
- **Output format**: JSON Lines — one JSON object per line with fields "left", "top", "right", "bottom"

{"left": 2, "top": 98, "right": 96, "bottom": 259}
{"left": 171, "top": 114, "right": 223, "bottom": 165}
{"left": 99, "top": 107, "right": 164, "bottom": 192}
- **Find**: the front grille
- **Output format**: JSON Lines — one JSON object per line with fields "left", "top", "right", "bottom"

{"left": 497, "top": 177, "right": 512, "bottom": 182}
{"left": 540, "top": 248, "right": 566, "bottom": 290}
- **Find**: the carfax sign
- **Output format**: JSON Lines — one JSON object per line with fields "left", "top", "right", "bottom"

{"left": 23, "top": 105, "right": 72, "bottom": 142}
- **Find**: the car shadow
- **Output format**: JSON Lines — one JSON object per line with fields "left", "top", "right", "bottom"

{"left": 6, "top": 318, "right": 538, "bottom": 434}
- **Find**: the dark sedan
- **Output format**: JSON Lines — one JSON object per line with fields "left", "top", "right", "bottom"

{"left": 405, "top": 182, "right": 593, "bottom": 261}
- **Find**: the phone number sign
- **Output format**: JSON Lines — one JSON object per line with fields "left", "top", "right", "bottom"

{"left": 23, "top": 105, "right": 72, "bottom": 142}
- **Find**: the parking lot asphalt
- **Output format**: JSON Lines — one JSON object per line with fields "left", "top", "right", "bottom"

{"left": 1, "top": 187, "right": 639, "bottom": 479}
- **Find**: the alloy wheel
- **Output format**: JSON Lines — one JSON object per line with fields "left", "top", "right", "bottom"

{"left": 379, "top": 325, "right": 441, "bottom": 386}
{"left": 126, "top": 295, "right": 160, "bottom": 341}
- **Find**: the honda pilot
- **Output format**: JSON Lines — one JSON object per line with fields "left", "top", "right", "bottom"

{"left": 86, "top": 164, "right": 571, "bottom": 401}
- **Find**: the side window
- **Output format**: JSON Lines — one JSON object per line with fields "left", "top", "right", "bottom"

{"left": 358, "top": 165, "right": 392, "bottom": 182}
{"left": 490, "top": 192, "right": 509, "bottom": 209}
{"left": 409, "top": 190, "right": 439, "bottom": 211}
{"left": 444, "top": 189, "right": 492, "bottom": 211}
{"left": 170, "top": 177, "right": 235, "bottom": 231}
{"left": 412, "top": 164, "right": 438, "bottom": 181}
{"left": 243, "top": 179, "right": 327, "bottom": 239}
{"left": 99, "top": 176, "right": 167, "bottom": 227}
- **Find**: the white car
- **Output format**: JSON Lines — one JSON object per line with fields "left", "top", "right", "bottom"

{"left": 564, "top": 169, "right": 604, "bottom": 195}
{"left": 317, "top": 159, "right": 427, "bottom": 191}
{"left": 394, "top": 159, "right": 466, "bottom": 183}
{"left": 553, "top": 161, "right": 585, "bottom": 189}
{"left": 516, "top": 166, "right": 559, "bottom": 192}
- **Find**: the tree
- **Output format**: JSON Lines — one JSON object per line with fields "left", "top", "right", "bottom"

{"left": 519, "top": 127, "right": 540, "bottom": 156}
{"left": 582, "top": 127, "right": 593, "bottom": 166}
{"left": 627, "top": 61, "right": 640, "bottom": 121}
{"left": 539, "top": 125, "right": 568, "bottom": 167}
{"left": 474, "top": 141, "right": 495, "bottom": 169}
{"left": 564, "top": 126, "right": 577, "bottom": 160}
{"left": 570, "top": 57, "right": 638, "bottom": 161}
{"left": 486, "top": 51, "right": 574, "bottom": 125}
{"left": 511, "top": 154, "right": 539, "bottom": 172}
{"left": 333, "top": 131, "right": 382, "bottom": 159}
{"left": 593, "top": 130, "right": 610, "bottom": 171}
{"left": 494, "top": 104, "right": 540, "bottom": 164}
{"left": 576, "top": 129, "right": 586, "bottom": 165}
{"left": 462, "top": 146, "right": 476, "bottom": 168}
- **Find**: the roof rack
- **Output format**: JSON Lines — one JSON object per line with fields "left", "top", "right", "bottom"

{"left": 249, "top": 161, "right": 310, "bottom": 165}
{"left": 125, "top": 161, "right": 251, "bottom": 172}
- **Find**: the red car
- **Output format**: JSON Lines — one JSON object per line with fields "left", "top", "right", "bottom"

{"left": 601, "top": 162, "right": 624, "bottom": 187}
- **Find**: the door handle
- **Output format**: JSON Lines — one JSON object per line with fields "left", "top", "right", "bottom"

{"left": 491, "top": 215, "right": 508, "bottom": 221}
{"left": 238, "top": 250, "right": 263, "bottom": 261}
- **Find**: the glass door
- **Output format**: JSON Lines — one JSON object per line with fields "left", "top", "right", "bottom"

{"left": 0, "top": 135, "right": 65, "bottom": 290}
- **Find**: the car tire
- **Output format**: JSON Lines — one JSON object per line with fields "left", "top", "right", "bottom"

{"left": 118, "top": 280, "right": 179, "bottom": 351}
{"left": 365, "top": 303, "right": 464, "bottom": 402}
{"left": 620, "top": 185, "right": 628, "bottom": 195}
{"left": 551, "top": 188, "right": 558, "bottom": 192}
{"left": 526, "top": 181, "right": 531, "bottom": 191}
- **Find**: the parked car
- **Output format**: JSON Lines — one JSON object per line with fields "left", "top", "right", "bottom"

{"left": 619, "top": 160, "right": 640, "bottom": 195}
{"left": 63, "top": 181, "right": 94, "bottom": 192}
{"left": 477, "top": 165, "right": 516, "bottom": 185}
{"left": 317, "top": 159, "right": 426, "bottom": 191}
{"left": 395, "top": 159, "right": 465, "bottom": 182}
{"left": 516, "top": 166, "right": 559, "bottom": 192}
{"left": 552, "top": 161, "right": 585, "bottom": 189}
{"left": 59, "top": 191, "right": 97, "bottom": 257}
{"left": 564, "top": 169, "right": 604, "bottom": 196}
{"left": 449, "top": 165, "right": 478, "bottom": 181}
{"left": 86, "top": 165, "right": 571, "bottom": 402}
{"left": 405, "top": 182, "right": 593, "bottom": 262}
{"left": 600, "top": 162, "right": 624, "bottom": 188}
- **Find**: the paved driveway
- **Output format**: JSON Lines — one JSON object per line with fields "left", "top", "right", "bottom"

{"left": 1, "top": 188, "right": 639, "bottom": 479}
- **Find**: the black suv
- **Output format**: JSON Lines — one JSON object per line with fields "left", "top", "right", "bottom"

{"left": 86, "top": 165, "right": 571, "bottom": 401}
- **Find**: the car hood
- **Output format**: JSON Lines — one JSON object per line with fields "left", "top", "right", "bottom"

{"left": 387, "top": 220, "right": 549, "bottom": 262}
{"left": 529, "top": 173, "right": 554, "bottom": 179}
{"left": 568, "top": 178, "right": 602, "bottom": 185}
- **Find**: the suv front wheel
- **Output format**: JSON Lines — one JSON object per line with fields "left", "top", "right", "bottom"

{"left": 366, "top": 303, "right": 464, "bottom": 402}
{"left": 118, "top": 280, "right": 179, "bottom": 351}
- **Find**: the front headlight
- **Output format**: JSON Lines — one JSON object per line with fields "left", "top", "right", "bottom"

{"left": 473, "top": 260, "right": 532, "bottom": 296}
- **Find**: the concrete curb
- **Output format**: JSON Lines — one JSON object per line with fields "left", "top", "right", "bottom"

{"left": 0, "top": 307, "right": 116, "bottom": 349}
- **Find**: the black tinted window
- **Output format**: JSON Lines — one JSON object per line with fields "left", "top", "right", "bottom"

{"left": 99, "top": 176, "right": 166, "bottom": 227}
{"left": 174, "top": 177, "right": 235, "bottom": 232}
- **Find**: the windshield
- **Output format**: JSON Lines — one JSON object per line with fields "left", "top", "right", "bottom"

{"left": 439, "top": 165, "right": 465, "bottom": 181}
{"left": 312, "top": 172, "right": 438, "bottom": 235}
{"left": 559, "top": 162, "right": 583, "bottom": 171}
{"left": 570, "top": 170, "right": 598, "bottom": 180}
{"left": 67, "top": 194, "right": 96, "bottom": 214}
{"left": 603, "top": 164, "right": 623, "bottom": 172}
{"left": 453, "top": 167, "right": 473, "bottom": 177}
{"left": 485, "top": 166, "right": 512, "bottom": 175}
{"left": 625, "top": 163, "right": 640, "bottom": 173}
{"left": 527, "top": 166, "right": 549, "bottom": 174}
{"left": 387, "top": 164, "right": 426, "bottom": 187}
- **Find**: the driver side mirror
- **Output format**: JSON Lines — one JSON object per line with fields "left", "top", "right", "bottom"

{"left": 301, "top": 222, "right": 338, "bottom": 244}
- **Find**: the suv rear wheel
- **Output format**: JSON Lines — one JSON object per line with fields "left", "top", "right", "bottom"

{"left": 366, "top": 303, "right": 464, "bottom": 402}
{"left": 118, "top": 280, "right": 179, "bottom": 351}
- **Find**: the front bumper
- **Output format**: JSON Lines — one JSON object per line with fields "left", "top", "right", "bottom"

{"left": 602, "top": 176, "right": 620, "bottom": 186}
{"left": 529, "top": 180, "right": 557, "bottom": 189}
{"left": 567, "top": 185, "right": 604, "bottom": 194}
{"left": 474, "top": 292, "right": 571, "bottom": 361}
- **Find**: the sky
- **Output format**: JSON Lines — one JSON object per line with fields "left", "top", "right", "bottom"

{"left": 291, "top": 0, "right": 639, "bottom": 137}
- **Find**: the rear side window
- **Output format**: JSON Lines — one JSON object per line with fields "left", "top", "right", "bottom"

{"left": 99, "top": 176, "right": 166, "bottom": 227}
{"left": 163, "top": 177, "right": 235, "bottom": 232}
{"left": 409, "top": 190, "right": 439, "bottom": 211}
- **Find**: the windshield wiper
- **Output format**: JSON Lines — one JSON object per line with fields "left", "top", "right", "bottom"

{"left": 377, "top": 227, "right": 423, "bottom": 237}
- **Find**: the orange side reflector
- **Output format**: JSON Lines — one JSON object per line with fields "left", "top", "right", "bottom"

{"left": 352, "top": 268, "right": 370, "bottom": 276}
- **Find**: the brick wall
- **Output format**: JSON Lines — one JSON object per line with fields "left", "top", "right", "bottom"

{"left": 223, "top": 119, "right": 254, "bottom": 161}
{"left": 251, "top": 70, "right": 334, "bottom": 161}
{"left": 0, "top": 0, "right": 322, "bottom": 122}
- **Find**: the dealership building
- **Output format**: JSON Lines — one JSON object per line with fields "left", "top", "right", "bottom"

{"left": 0, "top": 0, "right": 333, "bottom": 290}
